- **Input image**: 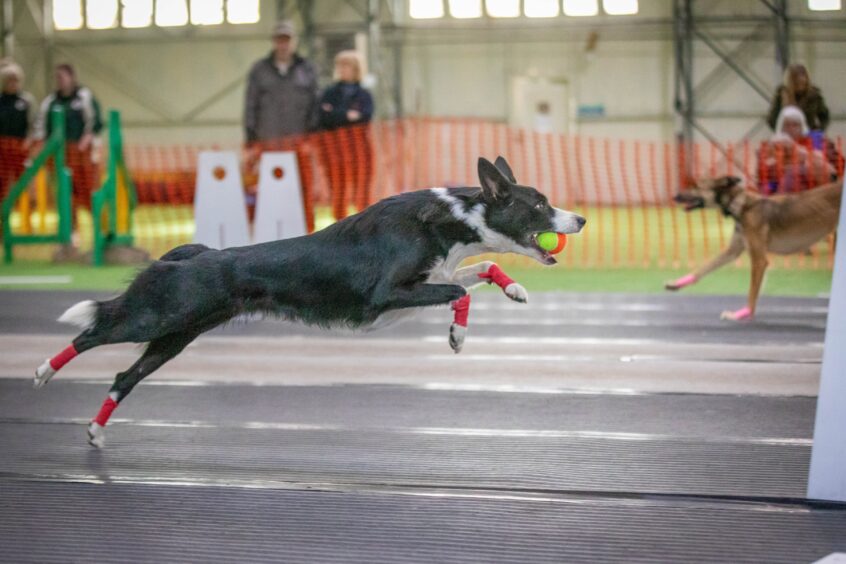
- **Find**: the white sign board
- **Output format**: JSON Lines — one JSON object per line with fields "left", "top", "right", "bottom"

{"left": 193, "top": 151, "right": 250, "bottom": 250}
{"left": 808, "top": 177, "right": 846, "bottom": 502}
{"left": 253, "top": 152, "right": 308, "bottom": 244}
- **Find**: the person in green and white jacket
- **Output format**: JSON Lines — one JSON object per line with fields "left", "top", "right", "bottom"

{"left": 34, "top": 63, "right": 104, "bottom": 261}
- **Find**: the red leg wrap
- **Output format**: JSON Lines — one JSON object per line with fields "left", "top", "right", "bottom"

{"left": 49, "top": 344, "right": 78, "bottom": 371}
{"left": 478, "top": 264, "right": 515, "bottom": 290}
{"left": 452, "top": 294, "right": 471, "bottom": 327}
{"left": 93, "top": 397, "right": 118, "bottom": 427}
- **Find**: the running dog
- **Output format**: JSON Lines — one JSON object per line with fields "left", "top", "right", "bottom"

{"left": 667, "top": 176, "right": 841, "bottom": 320}
{"left": 35, "top": 157, "right": 586, "bottom": 447}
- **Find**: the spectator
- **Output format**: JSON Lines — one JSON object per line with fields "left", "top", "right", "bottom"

{"left": 533, "top": 101, "right": 553, "bottom": 134}
{"left": 0, "top": 59, "right": 37, "bottom": 204}
{"left": 766, "top": 63, "right": 830, "bottom": 133}
{"left": 318, "top": 50, "right": 374, "bottom": 221}
{"left": 34, "top": 63, "right": 103, "bottom": 259}
{"left": 758, "top": 105, "right": 840, "bottom": 194}
{"left": 244, "top": 20, "right": 319, "bottom": 231}
{"left": 318, "top": 51, "right": 373, "bottom": 131}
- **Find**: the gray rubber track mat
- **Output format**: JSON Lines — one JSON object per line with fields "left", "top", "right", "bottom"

{"left": 1, "top": 290, "right": 842, "bottom": 562}
{"left": 0, "top": 290, "right": 828, "bottom": 345}
{"left": 0, "top": 420, "right": 813, "bottom": 498}
{"left": 1, "top": 481, "right": 844, "bottom": 564}
{"left": 0, "top": 380, "right": 816, "bottom": 439}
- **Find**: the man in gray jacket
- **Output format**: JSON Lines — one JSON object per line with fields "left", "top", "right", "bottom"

{"left": 244, "top": 20, "right": 319, "bottom": 232}
{"left": 244, "top": 20, "right": 319, "bottom": 142}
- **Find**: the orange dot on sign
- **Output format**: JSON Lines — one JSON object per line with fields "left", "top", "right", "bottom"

{"left": 272, "top": 167, "right": 285, "bottom": 179}
{"left": 551, "top": 233, "right": 567, "bottom": 254}
{"left": 212, "top": 166, "right": 226, "bottom": 180}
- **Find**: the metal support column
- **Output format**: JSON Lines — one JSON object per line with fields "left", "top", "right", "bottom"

{"left": 1, "top": 0, "right": 14, "bottom": 57}
{"left": 296, "top": 0, "right": 315, "bottom": 59}
{"left": 42, "top": 0, "right": 54, "bottom": 95}
{"left": 772, "top": 0, "right": 790, "bottom": 73}
{"left": 673, "top": 0, "right": 694, "bottom": 177}
{"left": 367, "top": 0, "right": 382, "bottom": 109}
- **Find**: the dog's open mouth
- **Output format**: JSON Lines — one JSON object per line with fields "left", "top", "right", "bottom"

{"left": 674, "top": 193, "right": 705, "bottom": 212}
{"left": 530, "top": 232, "right": 560, "bottom": 265}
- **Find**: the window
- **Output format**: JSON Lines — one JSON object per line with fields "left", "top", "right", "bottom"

{"left": 53, "top": 0, "right": 84, "bottom": 30}
{"left": 808, "top": 0, "right": 841, "bottom": 10}
{"left": 524, "top": 0, "right": 559, "bottom": 17}
{"left": 155, "top": 0, "right": 188, "bottom": 26}
{"left": 603, "top": 0, "right": 637, "bottom": 15}
{"left": 448, "top": 0, "right": 482, "bottom": 18}
{"left": 410, "top": 0, "right": 444, "bottom": 18}
{"left": 190, "top": 0, "right": 224, "bottom": 25}
{"left": 409, "top": 0, "right": 640, "bottom": 19}
{"left": 226, "top": 0, "right": 259, "bottom": 23}
{"left": 563, "top": 0, "right": 599, "bottom": 16}
{"left": 86, "top": 0, "right": 118, "bottom": 28}
{"left": 53, "top": 0, "right": 260, "bottom": 29}
{"left": 122, "top": 0, "right": 153, "bottom": 27}
{"left": 485, "top": 0, "right": 520, "bottom": 17}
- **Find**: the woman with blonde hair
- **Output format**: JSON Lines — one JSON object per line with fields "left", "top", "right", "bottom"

{"left": 0, "top": 59, "right": 37, "bottom": 204}
{"left": 766, "top": 63, "right": 830, "bottom": 132}
{"left": 759, "top": 105, "right": 841, "bottom": 194}
{"left": 317, "top": 50, "right": 375, "bottom": 221}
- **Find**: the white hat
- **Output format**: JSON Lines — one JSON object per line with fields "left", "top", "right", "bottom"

{"left": 272, "top": 20, "right": 296, "bottom": 37}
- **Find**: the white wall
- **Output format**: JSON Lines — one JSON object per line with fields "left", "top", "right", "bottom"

{"left": 7, "top": 0, "right": 846, "bottom": 146}
{"left": 397, "top": 1, "right": 846, "bottom": 144}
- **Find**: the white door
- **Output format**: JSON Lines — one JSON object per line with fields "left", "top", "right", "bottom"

{"left": 509, "top": 77, "right": 570, "bottom": 134}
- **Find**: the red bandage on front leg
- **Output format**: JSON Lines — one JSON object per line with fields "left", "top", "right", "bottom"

{"left": 452, "top": 294, "right": 471, "bottom": 327}
{"left": 49, "top": 345, "right": 78, "bottom": 371}
{"left": 93, "top": 396, "right": 118, "bottom": 427}
{"left": 478, "top": 264, "right": 515, "bottom": 290}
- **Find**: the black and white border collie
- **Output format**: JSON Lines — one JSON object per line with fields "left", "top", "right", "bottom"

{"left": 35, "top": 156, "right": 586, "bottom": 447}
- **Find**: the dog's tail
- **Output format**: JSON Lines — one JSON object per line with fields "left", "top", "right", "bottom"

{"left": 58, "top": 300, "right": 98, "bottom": 331}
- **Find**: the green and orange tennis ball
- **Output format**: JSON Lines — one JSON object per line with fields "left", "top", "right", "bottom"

{"left": 536, "top": 232, "right": 567, "bottom": 254}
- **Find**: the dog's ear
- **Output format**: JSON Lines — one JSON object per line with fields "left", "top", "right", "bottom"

{"left": 717, "top": 176, "right": 742, "bottom": 190}
{"left": 494, "top": 156, "right": 517, "bottom": 184}
{"left": 478, "top": 157, "right": 513, "bottom": 203}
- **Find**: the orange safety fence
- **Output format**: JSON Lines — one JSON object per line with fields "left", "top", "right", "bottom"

{"left": 1, "top": 117, "right": 842, "bottom": 269}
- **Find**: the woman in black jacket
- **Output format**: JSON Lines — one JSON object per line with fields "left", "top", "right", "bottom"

{"left": 766, "top": 63, "right": 830, "bottom": 133}
{"left": 0, "top": 60, "right": 36, "bottom": 204}
{"left": 318, "top": 50, "right": 375, "bottom": 221}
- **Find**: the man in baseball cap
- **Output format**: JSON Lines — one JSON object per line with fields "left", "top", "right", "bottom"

{"left": 243, "top": 20, "right": 319, "bottom": 230}
{"left": 244, "top": 19, "right": 318, "bottom": 142}
{"left": 271, "top": 19, "right": 296, "bottom": 38}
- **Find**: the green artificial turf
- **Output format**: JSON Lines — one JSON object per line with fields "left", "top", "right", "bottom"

{"left": 1, "top": 204, "right": 833, "bottom": 295}
{"left": 0, "top": 261, "right": 831, "bottom": 296}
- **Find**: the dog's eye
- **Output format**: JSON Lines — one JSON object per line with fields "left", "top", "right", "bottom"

{"left": 534, "top": 202, "right": 546, "bottom": 210}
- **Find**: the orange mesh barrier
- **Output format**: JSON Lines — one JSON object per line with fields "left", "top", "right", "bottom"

{"left": 1, "top": 118, "right": 842, "bottom": 267}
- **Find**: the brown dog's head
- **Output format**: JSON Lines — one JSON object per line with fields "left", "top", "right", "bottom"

{"left": 674, "top": 176, "right": 742, "bottom": 213}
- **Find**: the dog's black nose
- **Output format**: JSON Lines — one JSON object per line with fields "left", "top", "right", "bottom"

{"left": 577, "top": 216, "right": 587, "bottom": 227}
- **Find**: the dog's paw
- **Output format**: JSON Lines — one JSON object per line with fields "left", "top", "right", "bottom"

{"left": 720, "top": 307, "right": 753, "bottom": 322}
{"left": 503, "top": 283, "right": 528, "bottom": 304}
{"left": 87, "top": 422, "right": 106, "bottom": 449}
{"left": 34, "top": 359, "right": 56, "bottom": 389}
{"left": 665, "top": 274, "right": 696, "bottom": 292}
{"left": 449, "top": 323, "right": 466, "bottom": 354}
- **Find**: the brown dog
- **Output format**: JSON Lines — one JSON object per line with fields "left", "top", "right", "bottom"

{"left": 667, "top": 176, "right": 841, "bottom": 320}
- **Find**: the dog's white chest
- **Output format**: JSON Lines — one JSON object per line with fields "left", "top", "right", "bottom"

{"left": 426, "top": 242, "right": 487, "bottom": 284}
{"left": 368, "top": 243, "right": 484, "bottom": 331}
